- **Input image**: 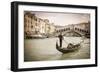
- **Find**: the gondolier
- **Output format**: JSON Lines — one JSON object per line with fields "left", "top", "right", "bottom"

{"left": 58, "top": 33, "right": 64, "bottom": 47}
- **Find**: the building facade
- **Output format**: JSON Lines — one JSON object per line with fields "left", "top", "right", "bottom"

{"left": 24, "top": 12, "right": 55, "bottom": 38}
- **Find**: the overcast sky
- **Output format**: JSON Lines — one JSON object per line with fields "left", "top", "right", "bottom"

{"left": 29, "top": 11, "right": 90, "bottom": 26}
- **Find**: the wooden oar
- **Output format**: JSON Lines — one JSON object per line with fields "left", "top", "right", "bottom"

{"left": 63, "top": 39, "right": 68, "bottom": 44}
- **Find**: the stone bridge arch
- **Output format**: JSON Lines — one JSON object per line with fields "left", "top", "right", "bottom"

{"left": 62, "top": 30, "right": 82, "bottom": 37}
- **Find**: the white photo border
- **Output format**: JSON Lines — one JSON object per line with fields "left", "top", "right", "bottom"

{"left": 18, "top": 5, "right": 96, "bottom": 69}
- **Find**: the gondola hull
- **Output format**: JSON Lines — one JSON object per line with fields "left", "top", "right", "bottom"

{"left": 56, "top": 42, "right": 80, "bottom": 54}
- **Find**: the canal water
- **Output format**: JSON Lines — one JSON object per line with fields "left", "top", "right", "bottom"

{"left": 24, "top": 37, "right": 90, "bottom": 62}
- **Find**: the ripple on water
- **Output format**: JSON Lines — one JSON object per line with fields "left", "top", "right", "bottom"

{"left": 24, "top": 37, "right": 90, "bottom": 61}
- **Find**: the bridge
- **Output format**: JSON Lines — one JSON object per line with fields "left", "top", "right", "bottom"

{"left": 53, "top": 27, "right": 90, "bottom": 38}
{"left": 25, "top": 26, "right": 90, "bottom": 39}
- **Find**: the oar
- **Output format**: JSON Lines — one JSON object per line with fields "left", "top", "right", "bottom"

{"left": 63, "top": 39, "right": 68, "bottom": 44}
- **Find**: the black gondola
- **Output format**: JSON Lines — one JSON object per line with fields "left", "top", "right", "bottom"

{"left": 56, "top": 41, "right": 81, "bottom": 54}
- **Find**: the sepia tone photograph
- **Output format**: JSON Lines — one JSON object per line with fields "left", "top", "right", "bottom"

{"left": 24, "top": 11, "right": 90, "bottom": 62}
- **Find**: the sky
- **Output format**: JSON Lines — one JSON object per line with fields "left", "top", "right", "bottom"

{"left": 29, "top": 11, "right": 90, "bottom": 26}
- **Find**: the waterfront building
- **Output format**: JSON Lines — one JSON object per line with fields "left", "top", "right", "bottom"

{"left": 24, "top": 12, "right": 56, "bottom": 38}
{"left": 49, "top": 23, "right": 55, "bottom": 34}
{"left": 24, "top": 12, "right": 39, "bottom": 37}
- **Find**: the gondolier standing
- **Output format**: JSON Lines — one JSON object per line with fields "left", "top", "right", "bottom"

{"left": 58, "top": 33, "right": 64, "bottom": 47}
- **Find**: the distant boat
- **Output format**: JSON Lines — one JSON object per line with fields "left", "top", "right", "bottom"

{"left": 56, "top": 42, "right": 81, "bottom": 54}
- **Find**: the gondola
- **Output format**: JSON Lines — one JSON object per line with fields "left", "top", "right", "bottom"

{"left": 56, "top": 41, "right": 81, "bottom": 54}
